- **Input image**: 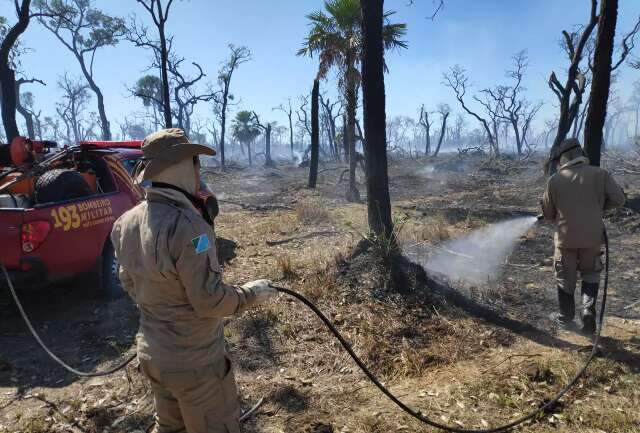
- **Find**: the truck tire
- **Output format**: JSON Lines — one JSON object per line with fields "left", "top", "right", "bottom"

{"left": 100, "top": 242, "right": 124, "bottom": 300}
{"left": 35, "top": 169, "right": 92, "bottom": 204}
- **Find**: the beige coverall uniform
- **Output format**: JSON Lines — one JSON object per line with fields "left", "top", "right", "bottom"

{"left": 542, "top": 157, "right": 625, "bottom": 294}
{"left": 111, "top": 186, "right": 256, "bottom": 433}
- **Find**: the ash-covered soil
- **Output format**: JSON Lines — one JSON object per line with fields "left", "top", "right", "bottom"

{"left": 1, "top": 152, "right": 639, "bottom": 433}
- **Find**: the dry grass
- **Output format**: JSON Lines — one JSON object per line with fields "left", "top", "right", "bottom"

{"left": 253, "top": 212, "right": 298, "bottom": 235}
{"left": 296, "top": 199, "right": 330, "bottom": 224}
{"left": 277, "top": 255, "right": 297, "bottom": 280}
{"left": 399, "top": 214, "right": 452, "bottom": 244}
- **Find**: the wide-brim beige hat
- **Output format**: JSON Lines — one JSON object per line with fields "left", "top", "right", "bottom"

{"left": 136, "top": 128, "right": 215, "bottom": 183}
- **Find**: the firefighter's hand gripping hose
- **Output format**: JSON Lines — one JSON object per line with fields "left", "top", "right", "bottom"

{"left": 268, "top": 229, "right": 609, "bottom": 433}
{"left": 0, "top": 265, "right": 136, "bottom": 377}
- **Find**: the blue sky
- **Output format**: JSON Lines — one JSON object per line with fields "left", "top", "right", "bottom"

{"left": 2, "top": 0, "right": 640, "bottom": 137}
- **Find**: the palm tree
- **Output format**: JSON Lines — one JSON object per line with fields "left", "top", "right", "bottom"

{"left": 361, "top": 0, "right": 392, "bottom": 239}
{"left": 298, "top": 0, "right": 406, "bottom": 202}
{"left": 232, "top": 110, "right": 261, "bottom": 166}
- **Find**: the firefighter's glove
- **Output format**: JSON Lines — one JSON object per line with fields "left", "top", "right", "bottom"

{"left": 242, "top": 279, "right": 277, "bottom": 305}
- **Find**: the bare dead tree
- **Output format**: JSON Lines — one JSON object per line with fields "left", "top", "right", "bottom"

{"left": 274, "top": 98, "right": 295, "bottom": 160}
{"left": 43, "top": 115, "right": 61, "bottom": 142}
{"left": 603, "top": 93, "right": 624, "bottom": 148}
{"left": 433, "top": 103, "right": 450, "bottom": 156}
{"left": 187, "top": 117, "right": 207, "bottom": 144}
{"left": 33, "top": 111, "right": 43, "bottom": 139}
{"left": 118, "top": 116, "right": 149, "bottom": 140}
{"left": 207, "top": 121, "right": 219, "bottom": 150}
{"left": 296, "top": 94, "right": 312, "bottom": 141}
{"left": 547, "top": 0, "right": 599, "bottom": 169}
{"left": 418, "top": 104, "right": 433, "bottom": 155}
{"left": 451, "top": 114, "right": 465, "bottom": 147}
{"left": 574, "top": 84, "right": 592, "bottom": 140}
{"left": 213, "top": 44, "right": 250, "bottom": 167}
{"left": 521, "top": 102, "right": 543, "bottom": 150}
{"left": 481, "top": 51, "right": 543, "bottom": 155}
{"left": 320, "top": 94, "right": 343, "bottom": 161}
{"left": 36, "top": 0, "right": 126, "bottom": 140}
{"left": 15, "top": 77, "right": 45, "bottom": 139}
{"left": 24, "top": 93, "right": 44, "bottom": 140}
{"left": 167, "top": 57, "right": 216, "bottom": 136}
{"left": 474, "top": 89, "right": 503, "bottom": 155}
{"left": 128, "top": 0, "right": 176, "bottom": 128}
{"left": 252, "top": 111, "right": 274, "bottom": 167}
{"left": 443, "top": 65, "right": 498, "bottom": 155}
{"left": 56, "top": 73, "right": 91, "bottom": 143}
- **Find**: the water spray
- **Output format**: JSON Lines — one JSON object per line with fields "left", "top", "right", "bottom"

{"left": 406, "top": 215, "right": 540, "bottom": 286}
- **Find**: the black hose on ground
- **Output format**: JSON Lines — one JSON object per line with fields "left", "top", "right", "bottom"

{"left": 1, "top": 265, "right": 136, "bottom": 378}
{"left": 1, "top": 229, "right": 610, "bottom": 429}
{"left": 270, "top": 229, "right": 609, "bottom": 433}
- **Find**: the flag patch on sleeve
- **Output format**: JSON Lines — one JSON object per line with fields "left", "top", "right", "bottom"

{"left": 191, "top": 234, "right": 210, "bottom": 254}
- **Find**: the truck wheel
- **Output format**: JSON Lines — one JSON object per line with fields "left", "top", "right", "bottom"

{"left": 100, "top": 242, "right": 124, "bottom": 300}
{"left": 35, "top": 169, "right": 92, "bottom": 204}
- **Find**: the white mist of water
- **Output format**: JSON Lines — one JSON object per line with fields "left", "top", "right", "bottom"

{"left": 417, "top": 165, "right": 435, "bottom": 176}
{"left": 292, "top": 150, "right": 305, "bottom": 165}
{"left": 411, "top": 216, "right": 538, "bottom": 285}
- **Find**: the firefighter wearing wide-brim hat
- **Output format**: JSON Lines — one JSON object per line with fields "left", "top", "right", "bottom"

{"left": 541, "top": 138, "right": 625, "bottom": 334}
{"left": 111, "top": 128, "right": 276, "bottom": 433}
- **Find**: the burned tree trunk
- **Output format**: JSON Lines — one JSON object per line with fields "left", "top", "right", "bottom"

{"left": 419, "top": 105, "right": 432, "bottom": 155}
{"left": 93, "top": 83, "right": 111, "bottom": 140}
{"left": 345, "top": 63, "right": 360, "bottom": 202}
{"left": 0, "top": 0, "right": 32, "bottom": 144}
{"left": 158, "top": 24, "right": 171, "bottom": 127}
{"left": 220, "top": 100, "right": 228, "bottom": 166}
{"left": 16, "top": 97, "right": 34, "bottom": 139}
{"left": 361, "top": 0, "right": 393, "bottom": 238}
{"left": 433, "top": 111, "right": 450, "bottom": 157}
{"left": 584, "top": 0, "right": 618, "bottom": 167}
{"left": 309, "top": 79, "right": 320, "bottom": 188}
{"left": 342, "top": 114, "right": 348, "bottom": 161}
{"left": 0, "top": 66, "right": 19, "bottom": 143}
{"left": 265, "top": 123, "right": 273, "bottom": 167}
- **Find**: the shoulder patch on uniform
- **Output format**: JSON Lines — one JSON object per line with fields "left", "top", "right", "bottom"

{"left": 191, "top": 234, "right": 211, "bottom": 254}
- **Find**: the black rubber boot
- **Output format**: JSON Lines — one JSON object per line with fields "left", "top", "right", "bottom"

{"left": 581, "top": 282, "right": 599, "bottom": 335}
{"left": 551, "top": 287, "right": 575, "bottom": 328}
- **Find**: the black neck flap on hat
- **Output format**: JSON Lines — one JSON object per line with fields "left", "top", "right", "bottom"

{"left": 151, "top": 181, "right": 214, "bottom": 226}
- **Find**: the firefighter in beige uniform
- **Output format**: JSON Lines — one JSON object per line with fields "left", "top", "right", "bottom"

{"left": 111, "top": 129, "right": 276, "bottom": 433}
{"left": 542, "top": 138, "right": 625, "bottom": 334}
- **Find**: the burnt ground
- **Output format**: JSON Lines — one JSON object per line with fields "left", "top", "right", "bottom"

{"left": 1, "top": 152, "right": 639, "bottom": 433}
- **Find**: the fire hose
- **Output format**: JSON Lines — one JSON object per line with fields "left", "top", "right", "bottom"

{"left": 1, "top": 228, "right": 610, "bottom": 432}
{"left": 268, "top": 228, "right": 610, "bottom": 433}
{"left": 0, "top": 265, "right": 136, "bottom": 377}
